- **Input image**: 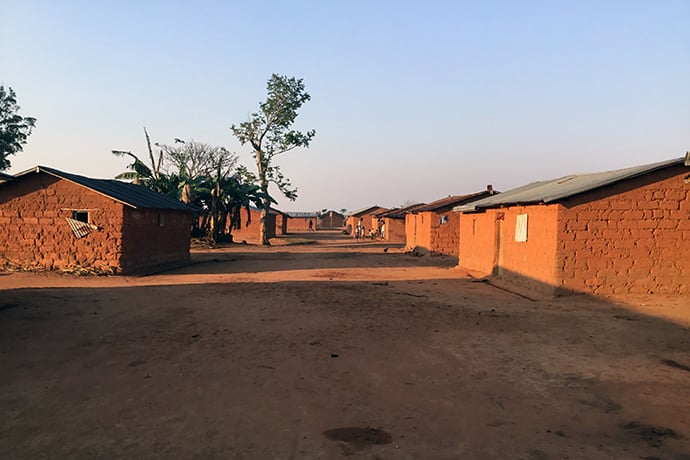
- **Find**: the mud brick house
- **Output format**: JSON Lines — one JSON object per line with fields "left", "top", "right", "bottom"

{"left": 272, "top": 208, "right": 289, "bottom": 235}
{"left": 230, "top": 206, "right": 277, "bottom": 243}
{"left": 455, "top": 157, "right": 690, "bottom": 297}
{"left": 286, "top": 211, "right": 320, "bottom": 232}
{"left": 0, "top": 166, "right": 194, "bottom": 274}
{"left": 346, "top": 205, "right": 388, "bottom": 236}
{"left": 319, "top": 210, "right": 346, "bottom": 229}
{"left": 375, "top": 203, "right": 427, "bottom": 243}
{"left": 405, "top": 188, "right": 496, "bottom": 256}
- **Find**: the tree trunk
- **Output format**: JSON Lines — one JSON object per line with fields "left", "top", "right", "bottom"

{"left": 259, "top": 205, "right": 270, "bottom": 245}
{"left": 256, "top": 150, "right": 271, "bottom": 246}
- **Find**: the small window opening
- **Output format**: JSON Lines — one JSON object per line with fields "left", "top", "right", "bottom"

{"left": 72, "top": 211, "right": 89, "bottom": 223}
{"left": 158, "top": 213, "right": 165, "bottom": 227}
{"left": 515, "top": 213, "right": 528, "bottom": 242}
{"left": 440, "top": 215, "right": 448, "bottom": 225}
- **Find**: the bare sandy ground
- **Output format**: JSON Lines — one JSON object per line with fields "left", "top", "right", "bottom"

{"left": 1, "top": 231, "right": 689, "bottom": 459}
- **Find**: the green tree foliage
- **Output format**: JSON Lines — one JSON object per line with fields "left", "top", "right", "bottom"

{"left": 231, "top": 74, "right": 316, "bottom": 245}
{"left": 0, "top": 85, "right": 37, "bottom": 171}
{"left": 113, "top": 130, "right": 262, "bottom": 242}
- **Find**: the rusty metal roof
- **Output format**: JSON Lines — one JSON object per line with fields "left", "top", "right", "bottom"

{"left": 455, "top": 157, "right": 686, "bottom": 212}
{"left": 10, "top": 166, "right": 195, "bottom": 212}
{"left": 414, "top": 190, "right": 496, "bottom": 213}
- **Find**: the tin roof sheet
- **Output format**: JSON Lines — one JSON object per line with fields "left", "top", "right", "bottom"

{"left": 377, "top": 202, "right": 428, "bottom": 219}
{"left": 455, "top": 157, "right": 685, "bottom": 212}
{"left": 415, "top": 190, "right": 496, "bottom": 212}
{"left": 286, "top": 211, "right": 319, "bottom": 218}
{"left": 11, "top": 166, "right": 195, "bottom": 212}
{"left": 348, "top": 205, "right": 387, "bottom": 217}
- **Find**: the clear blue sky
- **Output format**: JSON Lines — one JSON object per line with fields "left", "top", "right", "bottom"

{"left": 2, "top": 1, "right": 688, "bottom": 212}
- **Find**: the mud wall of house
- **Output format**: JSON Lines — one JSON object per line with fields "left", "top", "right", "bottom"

{"left": 427, "top": 210, "right": 461, "bottom": 256}
{"left": 231, "top": 208, "right": 276, "bottom": 242}
{"left": 557, "top": 166, "right": 689, "bottom": 296}
{"left": 494, "top": 205, "right": 561, "bottom": 292}
{"left": 320, "top": 212, "right": 345, "bottom": 228}
{"left": 404, "top": 214, "right": 419, "bottom": 249}
{"left": 275, "top": 214, "right": 288, "bottom": 235}
{"left": 0, "top": 174, "right": 125, "bottom": 272}
{"left": 120, "top": 209, "right": 191, "bottom": 273}
{"left": 458, "top": 205, "right": 560, "bottom": 293}
{"left": 457, "top": 211, "right": 497, "bottom": 275}
{"left": 384, "top": 217, "right": 406, "bottom": 243}
{"left": 405, "top": 211, "right": 461, "bottom": 256}
{"left": 349, "top": 214, "right": 374, "bottom": 237}
{"left": 287, "top": 217, "right": 316, "bottom": 232}
{"left": 406, "top": 213, "right": 431, "bottom": 249}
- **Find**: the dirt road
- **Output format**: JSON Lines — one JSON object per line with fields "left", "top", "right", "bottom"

{"left": 1, "top": 231, "right": 689, "bottom": 459}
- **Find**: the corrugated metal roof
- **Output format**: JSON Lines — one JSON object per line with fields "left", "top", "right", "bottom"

{"left": 286, "top": 211, "right": 319, "bottom": 218}
{"left": 348, "top": 205, "right": 387, "bottom": 217}
{"left": 10, "top": 166, "right": 195, "bottom": 212}
{"left": 455, "top": 157, "right": 685, "bottom": 212}
{"left": 377, "top": 202, "right": 427, "bottom": 219}
{"left": 415, "top": 190, "right": 495, "bottom": 212}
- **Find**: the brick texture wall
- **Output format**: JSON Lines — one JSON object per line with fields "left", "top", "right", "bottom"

{"left": 275, "top": 214, "right": 288, "bottom": 235}
{"left": 286, "top": 217, "right": 315, "bottom": 233}
{"left": 347, "top": 214, "right": 377, "bottom": 238}
{"left": 557, "top": 165, "right": 689, "bottom": 296}
{"left": 405, "top": 211, "right": 462, "bottom": 256}
{"left": 120, "top": 208, "right": 192, "bottom": 274}
{"left": 0, "top": 174, "right": 125, "bottom": 272}
{"left": 0, "top": 173, "right": 192, "bottom": 274}
{"left": 320, "top": 211, "right": 345, "bottom": 228}
{"left": 383, "top": 217, "right": 405, "bottom": 243}
{"left": 458, "top": 165, "right": 690, "bottom": 297}
{"left": 231, "top": 208, "right": 276, "bottom": 243}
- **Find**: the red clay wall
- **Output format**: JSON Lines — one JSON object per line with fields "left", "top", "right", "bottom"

{"left": 275, "top": 214, "right": 288, "bottom": 235}
{"left": 384, "top": 217, "right": 406, "bottom": 243}
{"left": 120, "top": 208, "right": 192, "bottom": 274}
{"left": 348, "top": 214, "right": 377, "bottom": 238}
{"left": 557, "top": 166, "right": 689, "bottom": 296}
{"left": 287, "top": 217, "right": 316, "bottom": 233}
{"left": 457, "top": 205, "right": 561, "bottom": 295}
{"left": 405, "top": 211, "right": 461, "bottom": 256}
{"left": 406, "top": 213, "right": 430, "bottom": 249}
{"left": 0, "top": 174, "right": 125, "bottom": 272}
{"left": 320, "top": 212, "right": 345, "bottom": 228}
{"left": 457, "top": 210, "right": 498, "bottom": 275}
{"left": 495, "top": 205, "right": 561, "bottom": 292}
{"left": 231, "top": 208, "right": 276, "bottom": 243}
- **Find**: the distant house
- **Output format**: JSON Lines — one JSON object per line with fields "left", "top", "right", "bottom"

{"left": 405, "top": 187, "right": 496, "bottom": 256}
{"left": 374, "top": 203, "right": 427, "bottom": 243}
{"left": 230, "top": 206, "right": 278, "bottom": 243}
{"left": 455, "top": 158, "right": 689, "bottom": 297}
{"left": 0, "top": 166, "right": 194, "bottom": 274}
{"left": 320, "top": 210, "right": 346, "bottom": 229}
{"left": 272, "top": 208, "right": 289, "bottom": 235}
{"left": 286, "top": 211, "right": 320, "bottom": 232}
{"left": 346, "top": 205, "right": 388, "bottom": 236}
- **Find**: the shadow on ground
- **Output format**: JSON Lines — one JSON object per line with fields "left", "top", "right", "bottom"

{"left": 1, "top": 274, "right": 688, "bottom": 459}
